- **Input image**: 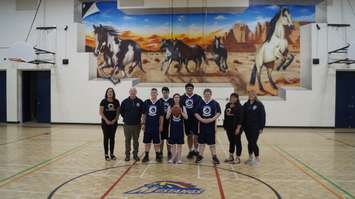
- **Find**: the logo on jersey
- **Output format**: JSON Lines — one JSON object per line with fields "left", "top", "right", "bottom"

{"left": 124, "top": 181, "right": 204, "bottom": 195}
{"left": 107, "top": 103, "right": 115, "bottom": 111}
{"left": 226, "top": 108, "right": 232, "bottom": 114}
{"left": 202, "top": 106, "right": 212, "bottom": 117}
{"left": 252, "top": 105, "right": 257, "bottom": 110}
{"left": 136, "top": 103, "right": 140, "bottom": 107}
{"left": 185, "top": 99, "right": 194, "bottom": 109}
{"left": 163, "top": 102, "right": 170, "bottom": 113}
{"left": 148, "top": 105, "right": 157, "bottom": 116}
{"left": 172, "top": 115, "right": 181, "bottom": 122}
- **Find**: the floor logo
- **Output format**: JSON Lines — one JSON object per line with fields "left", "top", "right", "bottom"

{"left": 124, "top": 181, "right": 204, "bottom": 195}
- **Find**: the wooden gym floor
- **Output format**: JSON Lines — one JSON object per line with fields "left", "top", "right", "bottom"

{"left": 0, "top": 124, "right": 354, "bottom": 199}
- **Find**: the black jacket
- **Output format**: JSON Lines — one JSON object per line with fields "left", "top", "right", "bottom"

{"left": 223, "top": 102, "right": 243, "bottom": 131}
{"left": 242, "top": 100, "right": 266, "bottom": 130}
{"left": 120, "top": 97, "right": 144, "bottom": 125}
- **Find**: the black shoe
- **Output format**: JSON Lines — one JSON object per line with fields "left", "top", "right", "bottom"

{"left": 133, "top": 154, "right": 140, "bottom": 161}
{"left": 213, "top": 156, "right": 220, "bottom": 164}
{"left": 168, "top": 152, "right": 172, "bottom": 160}
{"left": 187, "top": 151, "right": 194, "bottom": 159}
{"left": 195, "top": 155, "right": 203, "bottom": 163}
{"left": 142, "top": 155, "right": 149, "bottom": 163}
{"left": 105, "top": 155, "right": 110, "bottom": 161}
{"left": 156, "top": 153, "right": 162, "bottom": 163}
{"left": 125, "top": 155, "right": 130, "bottom": 161}
{"left": 110, "top": 154, "right": 117, "bottom": 161}
{"left": 193, "top": 150, "right": 199, "bottom": 156}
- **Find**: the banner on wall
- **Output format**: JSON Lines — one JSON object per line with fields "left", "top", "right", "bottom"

{"left": 83, "top": 1, "right": 315, "bottom": 96}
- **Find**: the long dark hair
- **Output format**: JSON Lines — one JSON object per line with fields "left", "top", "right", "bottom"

{"left": 105, "top": 87, "right": 116, "bottom": 99}
{"left": 230, "top": 92, "right": 241, "bottom": 106}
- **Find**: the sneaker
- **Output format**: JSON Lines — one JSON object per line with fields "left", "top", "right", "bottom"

{"left": 133, "top": 154, "right": 140, "bottom": 161}
{"left": 212, "top": 156, "right": 220, "bottom": 165}
{"left": 110, "top": 154, "right": 117, "bottom": 161}
{"left": 195, "top": 155, "right": 203, "bottom": 163}
{"left": 224, "top": 156, "right": 234, "bottom": 163}
{"left": 250, "top": 159, "right": 259, "bottom": 166}
{"left": 142, "top": 155, "right": 149, "bottom": 163}
{"left": 105, "top": 155, "right": 110, "bottom": 161}
{"left": 125, "top": 155, "right": 130, "bottom": 161}
{"left": 192, "top": 150, "right": 199, "bottom": 156}
{"left": 244, "top": 158, "right": 253, "bottom": 165}
{"left": 168, "top": 159, "right": 174, "bottom": 164}
{"left": 235, "top": 157, "right": 241, "bottom": 164}
{"left": 177, "top": 160, "right": 183, "bottom": 164}
{"left": 187, "top": 151, "right": 194, "bottom": 159}
{"left": 156, "top": 153, "right": 162, "bottom": 163}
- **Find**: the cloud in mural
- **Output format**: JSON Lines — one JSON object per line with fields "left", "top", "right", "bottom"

{"left": 214, "top": 15, "right": 226, "bottom": 20}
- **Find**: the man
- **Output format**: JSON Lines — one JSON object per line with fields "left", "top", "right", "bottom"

{"left": 194, "top": 88, "right": 221, "bottom": 164}
{"left": 181, "top": 83, "right": 202, "bottom": 159}
{"left": 120, "top": 88, "right": 144, "bottom": 161}
{"left": 142, "top": 88, "right": 164, "bottom": 163}
{"left": 159, "top": 87, "right": 173, "bottom": 159}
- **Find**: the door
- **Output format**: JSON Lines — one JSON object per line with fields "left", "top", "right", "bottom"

{"left": 0, "top": 71, "right": 6, "bottom": 122}
{"left": 335, "top": 71, "right": 355, "bottom": 128}
{"left": 36, "top": 71, "right": 51, "bottom": 123}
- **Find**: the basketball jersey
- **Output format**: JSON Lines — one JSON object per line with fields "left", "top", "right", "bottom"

{"left": 196, "top": 99, "right": 221, "bottom": 125}
{"left": 143, "top": 99, "right": 164, "bottom": 132}
{"left": 169, "top": 106, "right": 186, "bottom": 138}
{"left": 159, "top": 97, "right": 174, "bottom": 115}
{"left": 181, "top": 94, "right": 202, "bottom": 119}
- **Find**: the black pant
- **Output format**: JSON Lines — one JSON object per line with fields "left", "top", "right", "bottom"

{"left": 101, "top": 123, "right": 117, "bottom": 155}
{"left": 244, "top": 128, "right": 260, "bottom": 157}
{"left": 226, "top": 129, "right": 242, "bottom": 156}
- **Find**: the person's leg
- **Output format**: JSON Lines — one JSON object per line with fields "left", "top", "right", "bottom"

{"left": 177, "top": 145, "right": 182, "bottom": 163}
{"left": 193, "top": 134, "right": 199, "bottom": 154}
{"left": 109, "top": 125, "right": 118, "bottom": 160}
{"left": 185, "top": 122, "right": 194, "bottom": 158}
{"left": 225, "top": 130, "right": 235, "bottom": 162}
{"left": 153, "top": 130, "right": 162, "bottom": 162}
{"left": 235, "top": 132, "right": 242, "bottom": 163}
{"left": 167, "top": 142, "right": 172, "bottom": 159}
{"left": 169, "top": 144, "right": 176, "bottom": 163}
{"left": 254, "top": 131, "right": 260, "bottom": 162}
{"left": 142, "top": 132, "right": 151, "bottom": 163}
{"left": 244, "top": 130, "right": 254, "bottom": 164}
{"left": 123, "top": 125, "right": 133, "bottom": 160}
{"left": 101, "top": 124, "right": 109, "bottom": 160}
{"left": 132, "top": 125, "right": 140, "bottom": 160}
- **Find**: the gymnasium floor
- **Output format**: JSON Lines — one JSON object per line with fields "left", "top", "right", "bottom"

{"left": 0, "top": 124, "right": 354, "bottom": 199}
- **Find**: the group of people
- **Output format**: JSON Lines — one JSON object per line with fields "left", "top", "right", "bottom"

{"left": 99, "top": 83, "right": 265, "bottom": 165}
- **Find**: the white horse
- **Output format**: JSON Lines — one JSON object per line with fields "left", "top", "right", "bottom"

{"left": 250, "top": 8, "right": 294, "bottom": 91}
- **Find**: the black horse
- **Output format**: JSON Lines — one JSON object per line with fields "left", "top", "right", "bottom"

{"left": 212, "top": 36, "right": 228, "bottom": 73}
{"left": 173, "top": 39, "right": 208, "bottom": 73}
{"left": 160, "top": 39, "right": 183, "bottom": 74}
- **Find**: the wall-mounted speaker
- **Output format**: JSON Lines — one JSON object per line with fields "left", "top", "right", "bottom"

{"left": 62, "top": 59, "right": 69, "bottom": 65}
{"left": 313, "top": 58, "right": 320, "bottom": 65}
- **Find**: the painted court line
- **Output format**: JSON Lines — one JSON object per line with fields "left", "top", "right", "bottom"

{"left": 214, "top": 165, "right": 226, "bottom": 199}
{"left": 0, "top": 140, "right": 95, "bottom": 187}
{"left": 274, "top": 145, "right": 355, "bottom": 199}
{"left": 271, "top": 145, "right": 345, "bottom": 199}
{"left": 99, "top": 153, "right": 143, "bottom": 199}
{"left": 0, "top": 132, "right": 50, "bottom": 146}
{"left": 217, "top": 133, "right": 239, "bottom": 180}
{"left": 139, "top": 164, "right": 150, "bottom": 178}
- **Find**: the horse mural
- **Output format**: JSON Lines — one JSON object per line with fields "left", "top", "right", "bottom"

{"left": 93, "top": 24, "right": 144, "bottom": 84}
{"left": 212, "top": 36, "right": 228, "bottom": 73}
{"left": 173, "top": 39, "right": 209, "bottom": 73}
{"left": 249, "top": 8, "right": 295, "bottom": 92}
{"left": 160, "top": 39, "right": 183, "bottom": 74}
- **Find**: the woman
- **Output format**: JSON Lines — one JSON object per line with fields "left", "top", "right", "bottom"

{"left": 166, "top": 93, "right": 188, "bottom": 164}
{"left": 99, "top": 88, "right": 120, "bottom": 161}
{"left": 243, "top": 90, "right": 265, "bottom": 166}
{"left": 223, "top": 93, "right": 243, "bottom": 164}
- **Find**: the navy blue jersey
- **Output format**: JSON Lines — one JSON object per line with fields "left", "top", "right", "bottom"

{"left": 196, "top": 99, "right": 221, "bottom": 127}
{"left": 143, "top": 99, "right": 164, "bottom": 132}
{"left": 168, "top": 105, "right": 186, "bottom": 145}
{"left": 181, "top": 94, "right": 202, "bottom": 118}
{"left": 159, "top": 97, "right": 174, "bottom": 115}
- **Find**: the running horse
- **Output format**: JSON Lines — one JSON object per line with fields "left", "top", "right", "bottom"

{"left": 249, "top": 8, "right": 294, "bottom": 92}
{"left": 93, "top": 24, "right": 145, "bottom": 84}
{"left": 212, "top": 36, "right": 228, "bottom": 73}
{"left": 160, "top": 39, "right": 183, "bottom": 74}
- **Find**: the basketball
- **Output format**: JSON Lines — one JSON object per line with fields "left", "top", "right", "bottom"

{"left": 171, "top": 105, "right": 182, "bottom": 116}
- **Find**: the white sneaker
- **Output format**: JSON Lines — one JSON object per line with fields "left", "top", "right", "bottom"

{"left": 168, "top": 159, "right": 174, "bottom": 164}
{"left": 177, "top": 160, "right": 182, "bottom": 164}
{"left": 244, "top": 158, "right": 253, "bottom": 165}
{"left": 250, "top": 159, "right": 259, "bottom": 166}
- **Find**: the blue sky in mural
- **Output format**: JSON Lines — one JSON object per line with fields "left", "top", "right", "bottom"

{"left": 84, "top": 1, "right": 315, "bottom": 35}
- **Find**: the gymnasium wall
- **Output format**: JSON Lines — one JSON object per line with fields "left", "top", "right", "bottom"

{"left": 0, "top": 0, "right": 355, "bottom": 126}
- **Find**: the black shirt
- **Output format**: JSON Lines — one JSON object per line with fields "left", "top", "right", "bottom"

{"left": 120, "top": 97, "right": 144, "bottom": 125}
{"left": 100, "top": 98, "right": 120, "bottom": 123}
{"left": 243, "top": 100, "right": 266, "bottom": 130}
{"left": 223, "top": 102, "right": 243, "bottom": 131}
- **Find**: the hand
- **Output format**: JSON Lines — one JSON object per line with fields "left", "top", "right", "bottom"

{"left": 259, "top": 129, "right": 263, "bottom": 134}
{"left": 159, "top": 125, "right": 163, "bottom": 133}
{"left": 105, "top": 119, "right": 111, "bottom": 125}
{"left": 235, "top": 127, "right": 241, "bottom": 135}
{"left": 141, "top": 124, "right": 145, "bottom": 130}
{"left": 201, "top": 119, "right": 209, "bottom": 124}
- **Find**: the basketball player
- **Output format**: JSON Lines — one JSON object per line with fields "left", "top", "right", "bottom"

{"left": 142, "top": 88, "right": 164, "bottom": 163}
{"left": 99, "top": 88, "right": 120, "bottom": 161}
{"left": 159, "top": 87, "right": 173, "bottom": 160}
{"left": 181, "top": 83, "right": 202, "bottom": 159}
{"left": 194, "top": 89, "right": 221, "bottom": 164}
{"left": 243, "top": 90, "right": 265, "bottom": 166}
{"left": 166, "top": 93, "right": 188, "bottom": 164}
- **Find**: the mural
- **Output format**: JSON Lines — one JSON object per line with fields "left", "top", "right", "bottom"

{"left": 83, "top": 1, "right": 315, "bottom": 95}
